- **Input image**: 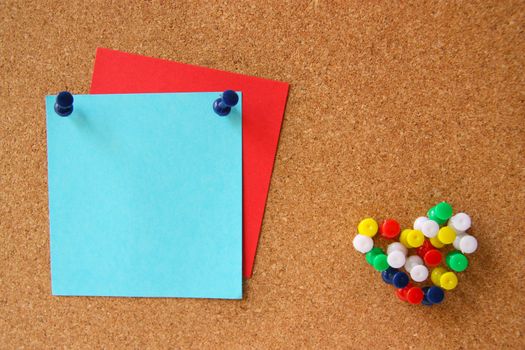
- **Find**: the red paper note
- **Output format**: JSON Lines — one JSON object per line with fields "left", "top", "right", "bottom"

{"left": 90, "top": 48, "right": 289, "bottom": 278}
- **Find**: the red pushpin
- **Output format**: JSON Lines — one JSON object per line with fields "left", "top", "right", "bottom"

{"left": 416, "top": 239, "right": 433, "bottom": 258}
{"left": 379, "top": 219, "right": 401, "bottom": 239}
{"left": 406, "top": 286, "right": 424, "bottom": 304}
{"left": 395, "top": 283, "right": 413, "bottom": 302}
{"left": 417, "top": 240, "right": 442, "bottom": 267}
{"left": 423, "top": 249, "right": 442, "bottom": 267}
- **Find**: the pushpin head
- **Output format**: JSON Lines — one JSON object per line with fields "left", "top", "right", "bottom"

{"left": 213, "top": 90, "right": 239, "bottom": 116}
{"left": 392, "top": 271, "right": 409, "bottom": 288}
{"left": 372, "top": 253, "right": 389, "bottom": 271}
{"left": 406, "top": 229, "right": 424, "bottom": 248}
{"left": 446, "top": 251, "right": 469, "bottom": 272}
{"left": 395, "top": 282, "right": 413, "bottom": 302}
{"left": 440, "top": 272, "right": 458, "bottom": 290}
{"left": 406, "top": 286, "right": 424, "bottom": 304}
{"left": 54, "top": 91, "right": 74, "bottom": 117}
{"left": 222, "top": 90, "right": 239, "bottom": 106}
{"left": 423, "top": 249, "right": 443, "bottom": 267}
{"left": 437, "top": 226, "right": 456, "bottom": 245}
{"left": 381, "top": 267, "right": 398, "bottom": 284}
{"left": 358, "top": 218, "right": 378, "bottom": 237}
{"left": 434, "top": 202, "right": 453, "bottom": 221}
{"left": 426, "top": 286, "right": 445, "bottom": 304}
{"left": 365, "top": 247, "right": 383, "bottom": 265}
{"left": 421, "top": 287, "right": 433, "bottom": 306}
{"left": 379, "top": 219, "right": 401, "bottom": 239}
{"left": 427, "top": 208, "right": 447, "bottom": 225}
{"left": 352, "top": 234, "right": 374, "bottom": 254}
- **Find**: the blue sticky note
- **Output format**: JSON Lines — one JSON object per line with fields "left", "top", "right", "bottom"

{"left": 45, "top": 92, "right": 242, "bottom": 299}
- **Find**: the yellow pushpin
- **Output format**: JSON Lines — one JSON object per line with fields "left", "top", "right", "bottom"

{"left": 358, "top": 218, "right": 378, "bottom": 237}
{"left": 430, "top": 236, "right": 445, "bottom": 248}
{"left": 431, "top": 267, "right": 446, "bottom": 286}
{"left": 440, "top": 272, "right": 458, "bottom": 290}
{"left": 437, "top": 226, "right": 456, "bottom": 245}
{"left": 406, "top": 229, "right": 424, "bottom": 248}
{"left": 431, "top": 267, "right": 458, "bottom": 290}
{"left": 399, "top": 229, "right": 411, "bottom": 248}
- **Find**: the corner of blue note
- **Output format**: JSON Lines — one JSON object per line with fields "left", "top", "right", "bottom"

{"left": 45, "top": 92, "right": 242, "bottom": 299}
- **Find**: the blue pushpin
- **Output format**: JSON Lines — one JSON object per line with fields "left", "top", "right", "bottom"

{"left": 213, "top": 90, "right": 239, "bottom": 116}
{"left": 381, "top": 267, "right": 397, "bottom": 285}
{"left": 421, "top": 287, "right": 433, "bottom": 306}
{"left": 381, "top": 271, "right": 393, "bottom": 284}
{"left": 54, "top": 91, "right": 74, "bottom": 117}
{"left": 426, "top": 286, "right": 445, "bottom": 305}
{"left": 391, "top": 271, "right": 409, "bottom": 289}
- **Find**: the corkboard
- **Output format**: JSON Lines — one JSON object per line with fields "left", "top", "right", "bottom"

{"left": 1, "top": 1, "right": 524, "bottom": 348}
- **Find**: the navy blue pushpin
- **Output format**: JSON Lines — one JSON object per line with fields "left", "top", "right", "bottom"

{"left": 381, "top": 267, "right": 397, "bottom": 285}
{"left": 426, "top": 286, "right": 445, "bottom": 305}
{"left": 421, "top": 287, "right": 433, "bottom": 306}
{"left": 391, "top": 271, "right": 409, "bottom": 289}
{"left": 54, "top": 91, "right": 74, "bottom": 117}
{"left": 213, "top": 90, "right": 239, "bottom": 116}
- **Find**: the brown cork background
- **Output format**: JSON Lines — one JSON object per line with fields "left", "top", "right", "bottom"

{"left": 1, "top": 1, "right": 524, "bottom": 349}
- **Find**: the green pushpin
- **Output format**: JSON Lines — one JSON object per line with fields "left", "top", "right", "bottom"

{"left": 446, "top": 251, "right": 469, "bottom": 272}
{"left": 427, "top": 207, "right": 447, "bottom": 225}
{"left": 435, "top": 202, "right": 453, "bottom": 221}
{"left": 366, "top": 247, "right": 384, "bottom": 266}
{"left": 373, "top": 254, "right": 389, "bottom": 271}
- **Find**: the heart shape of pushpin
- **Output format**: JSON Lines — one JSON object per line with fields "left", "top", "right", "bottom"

{"left": 352, "top": 202, "right": 477, "bottom": 306}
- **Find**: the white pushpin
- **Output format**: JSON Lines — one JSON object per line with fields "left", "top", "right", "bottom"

{"left": 454, "top": 234, "right": 478, "bottom": 254}
{"left": 387, "top": 242, "right": 408, "bottom": 256}
{"left": 352, "top": 234, "right": 373, "bottom": 253}
{"left": 448, "top": 212, "right": 471, "bottom": 233}
{"left": 386, "top": 242, "right": 407, "bottom": 268}
{"left": 405, "top": 255, "right": 424, "bottom": 271}
{"left": 413, "top": 216, "right": 429, "bottom": 231}
{"left": 405, "top": 255, "right": 429, "bottom": 282}
{"left": 453, "top": 232, "right": 466, "bottom": 250}
{"left": 410, "top": 265, "right": 429, "bottom": 282}
{"left": 421, "top": 219, "right": 439, "bottom": 238}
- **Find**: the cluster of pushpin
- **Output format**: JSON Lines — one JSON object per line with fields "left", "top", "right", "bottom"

{"left": 352, "top": 202, "right": 477, "bottom": 306}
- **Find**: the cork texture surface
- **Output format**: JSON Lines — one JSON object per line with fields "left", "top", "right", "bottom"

{"left": 1, "top": 1, "right": 524, "bottom": 348}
